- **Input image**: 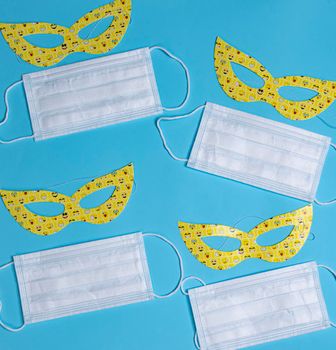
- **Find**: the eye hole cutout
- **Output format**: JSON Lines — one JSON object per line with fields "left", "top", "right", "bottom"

{"left": 256, "top": 225, "right": 294, "bottom": 246}
{"left": 78, "top": 16, "right": 114, "bottom": 40}
{"left": 231, "top": 62, "right": 265, "bottom": 89}
{"left": 24, "top": 202, "right": 65, "bottom": 217}
{"left": 79, "top": 186, "right": 116, "bottom": 209}
{"left": 202, "top": 236, "right": 241, "bottom": 252}
{"left": 278, "top": 86, "right": 318, "bottom": 101}
{"left": 23, "top": 34, "right": 64, "bottom": 48}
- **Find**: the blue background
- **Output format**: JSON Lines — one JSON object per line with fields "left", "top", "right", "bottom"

{"left": 0, "top": 0, "right": 336, "bottom": 349}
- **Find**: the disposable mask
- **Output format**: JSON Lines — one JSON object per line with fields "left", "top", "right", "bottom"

{"left": 179, "top": 205, "right": 312, "bottom": 270}
{"left": 183, "top": 262, "right": 335, "bottom": 349}
{"left": 214, "top": 36, "right": 336, "bottom": 122}
{"left": 157, "top": 103, "right": 335, "bottom": 204}
{"left": 0, "top": 232, "right": 183, "bottom": 332}
{"left": 0, "top": 0, "right": 131, "bottom": 67}
{"left": 0, "top": 163, "right": 134, "bottom": 236}
{"left": 0, "top": 46, "right": 190, "bottom": 143}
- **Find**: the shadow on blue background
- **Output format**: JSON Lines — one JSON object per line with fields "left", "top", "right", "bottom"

{"left": 0, "top": 0, "right": 335, "bottom": 349}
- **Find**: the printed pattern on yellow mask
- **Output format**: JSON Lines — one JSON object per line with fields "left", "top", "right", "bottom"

{"left": 214, "top": 37, "right": 336, "bottom": 120}
{"left": 0, "top": 0, "right": 131, "bottom": 67}
{"left": 178, "top": 205, "right": 312, "bottom": 270}
{"left": 0, "top": 164, "right": 134, "bottom": 236}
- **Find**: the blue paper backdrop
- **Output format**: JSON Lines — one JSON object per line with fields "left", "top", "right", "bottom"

{"left": 0, "top": 0, "right": 335, "bottom": 349}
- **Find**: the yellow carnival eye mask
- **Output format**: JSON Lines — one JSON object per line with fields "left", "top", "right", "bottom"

{"left": 0, "top": 164, "right": 134, "bottom": 236}
{"left": 0, "top": 0, "right": 131, "bottom": 67}
{"left": 178, "top": 205, "right": 312, "bottom": 270}
{"left": 214, "top": 37, "right": 336, "bottom": 120}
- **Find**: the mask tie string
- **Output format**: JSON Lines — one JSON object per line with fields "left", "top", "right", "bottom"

{"left": 317, "top": 264, "right": 336, "bottom": 328}
{"left": 180, "top": 276, "right": 206, "bottom": 349}
{"left": 143, "top": 233, "right": 184, "bottom": 299}
{"left": 0, "top": 261, "right": 26, "bottom": 332}
{"left": 156, "top": 104, "right": 205, "bottom": 162}
{"left": 314, "top": 143, "right": 336, "bottom": 205}
{"left": 149, "top": 46, "right": 190, "bottom": 111}
{"left": 0, "top": 80, "right": 34, "bottom": 144}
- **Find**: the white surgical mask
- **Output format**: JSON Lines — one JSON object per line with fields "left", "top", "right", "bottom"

{"left": 0, "top": 46, "right": 190, "bottom": 143}
{"left": 157, "top": 102, "right": 335, "bottom": 204}
{"left": 0, "top": 232, "right": 183, "bottom": 331}
{"left": 182, "top": 262, "right": 335, "bottom": 350}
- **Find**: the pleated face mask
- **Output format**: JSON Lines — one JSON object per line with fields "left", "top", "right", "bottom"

{"left": 183, "top": 262, "right": 335, "bottom": 350}
{"left": 0, "top": 46, "right": 190, "bottom": 143}
{"left": 157, "top": 103, "right": 335, "bottom": 204}
{"left": 0, "top": 232, "right": 183, "bottom": 332}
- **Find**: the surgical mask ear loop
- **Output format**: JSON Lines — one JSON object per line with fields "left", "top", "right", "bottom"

{"left": 180, "top": 276, "right": 206, "bottom": 350}
{"left": 194, "top": 331, "right": 201, "bottom": 350}
{"left": 0, "top": 261, "right": 26, "bottom": 332}
{"left": 180, "top": 276, "right": 206, "bottom": 296}
{"left": 149, "top": 46, "right": 191, "bottom": 111}
{"left": 0, "top": 80, "right": 34, "bottom": 144}
{"left": 315, "top": 143, "right": 336, "bottom": 205}
{"left": 156, "top": 105, "right": 205, "bottom": 162}
{"left": 318, "top": 264, "right": 336, "bottom": 328}
{"left": 143, "top": 233, "right": 184, "bottom": 298}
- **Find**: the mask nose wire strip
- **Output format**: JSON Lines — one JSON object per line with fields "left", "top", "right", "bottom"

{"left": 318, "top": 264, "right": 336, "bottom": 328}
{"left": 156, "top": 104, "right": 205, "bottom": 162}
{"left": 0, "top": 79, "right": 34, "bottom": 144}
{"left": 0, "top": 261, "right": 26, "bottom": 332}
{"left": 314, "top": 143, "right": 336, "bottom": 205}
{"left": 149, "top": 46, "right": 190, "bottom": 111}
{"left": 143, "top": 233, "right": 184, "bottom": 299}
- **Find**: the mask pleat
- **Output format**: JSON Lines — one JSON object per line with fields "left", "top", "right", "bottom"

{"left": 14, "top": 233, "right": 154, "bottom": 324}
{"left": 188, "top": 103, "right": 331, "bottom": 201}
{"left": 35, "top": 73, "right": 154, "bottom": 116}
{"left": 23, "top": 48, "right": 163, "bottom": 140}
{"left": 189, "top": 262, "right": 331, "bottom": 349}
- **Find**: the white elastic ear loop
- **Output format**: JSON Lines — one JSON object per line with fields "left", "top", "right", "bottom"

{"left": 0, "top": 81, "right": 22, "bottom": 127}
{"left": 150, "top": 46, "right": 190, "bottom": 111}
{"left": 0, "top": 261, "right": 26, "bottom": 332}
{"left": 143, "top": 233, "right": 184, "bottom": 299}
{"left": 194, "top": 331, "right": 200, "bottom": 350}
{"left": 156, "top": 104, "right": 205, "bottom": 162}
{"left": 180, "top": 276, "right": 206, "bottom": 296}
{"left": 180, "top": 276, "right": 206, "bottom": 350}
{"left": 318, "top": 264, "right": 336, "bottom": 328}
{"left": 314, "top": 143, "right": 336, "bottom": 205}
{"left": 0, "top": 134, "right": 34, "bottom": 145}
{"left": 0, "top": 80, "right": 34, "bottom": 144}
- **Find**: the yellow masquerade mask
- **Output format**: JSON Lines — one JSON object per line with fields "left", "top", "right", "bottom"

{"left": 178, "top": 205, "right": 312, "bottom": 270}
{"left": 0, "top": 0, "right": 131, "bottom": 67}
{"left": 214, "top": 37, "right": 336, "bottom": 120}
{"left": 0, "top": 164, "right": 134, "bottom": 236}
